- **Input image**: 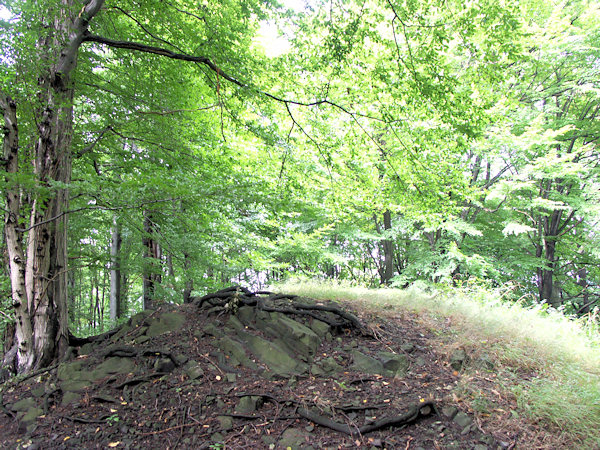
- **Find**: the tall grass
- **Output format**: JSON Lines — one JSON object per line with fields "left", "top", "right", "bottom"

{"left": 275, "top": 280, "right": 600, "bottom": 446}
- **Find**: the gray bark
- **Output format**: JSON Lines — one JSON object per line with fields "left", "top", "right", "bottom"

{"left": 109, "top": 217, "right": 122, "bottom": 321}
{"left": 2, "top": 0, "right": 106, "bottom": 372}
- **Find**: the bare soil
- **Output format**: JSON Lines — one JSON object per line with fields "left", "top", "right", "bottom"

{"left": 0, "top": 289, "right": 563, "bottom": 449}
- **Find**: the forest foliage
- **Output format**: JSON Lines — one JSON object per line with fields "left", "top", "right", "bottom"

{"left": 0, "top": 0, "right": 599, "bottom": 341}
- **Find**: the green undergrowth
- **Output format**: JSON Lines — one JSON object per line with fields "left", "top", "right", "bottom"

{"left": 274, "top": 280, "right": 600, "bottom": 447}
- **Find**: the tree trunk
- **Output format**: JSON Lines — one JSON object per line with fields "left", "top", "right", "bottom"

{"left": 183, "top": 252, "right": 193, "bottom": 303}
{"left": 374, "top": 211, "right": 395, "bottom": 285}
{"left": 576, "top": 267, "right": 590, "bottom": 314}
{"left": 381, "top": 210, "right": 394, "bottom": 285}
{"left": 538, "top": 209, "right": 563, "bottom": 308}
{"left": 142, "top": 211, "right": 161, "bottom": 310}
{"left": 1, "top": 0, "right": 106, "bottom": 373}
{"left": 109, "top": 217, "right": 122, "bottom": 321}
{"left": 1, "top": 94, "right": 34, "bottom": 371}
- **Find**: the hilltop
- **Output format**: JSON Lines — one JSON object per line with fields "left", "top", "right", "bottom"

{"left": 0, "top": 286, "right": 588, "bottom": 449}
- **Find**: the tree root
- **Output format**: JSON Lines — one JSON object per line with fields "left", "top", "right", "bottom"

{"left": 297, "top": 401, "right": 435, "bottom": 436}
{"left": 101, "top": 345, "right": 182, "bottom": 367}
{"left": 194, "top": 286, "right": 371, "bottom": 336}
{"left": 221, "top": 390, "right": 436, "bottom": 437}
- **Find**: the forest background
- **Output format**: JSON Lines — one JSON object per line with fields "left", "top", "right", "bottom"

{"left": 0, "top": 0, "right": 599, "bottom": 372}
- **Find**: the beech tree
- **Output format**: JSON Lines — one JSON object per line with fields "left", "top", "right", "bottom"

{"left": 1, "top": 0, "right": 597, "bottom": 374}
{"left": 1, "top": 0, "right": 276, "bottom": 372}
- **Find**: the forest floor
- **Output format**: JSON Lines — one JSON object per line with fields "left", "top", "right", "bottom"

{"left": 0, "top": 288, "right": 573, "bottom": 449}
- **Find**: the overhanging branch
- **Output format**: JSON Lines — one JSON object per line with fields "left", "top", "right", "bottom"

{"left": 82, "top": 33, "right": 245, "bottom": 87}
{"left": 81, "top": 33, "right": 384, "bottom": 121}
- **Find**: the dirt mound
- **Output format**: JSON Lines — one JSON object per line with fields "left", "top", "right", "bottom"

{"left": 0, "top": 287, "right": 507, "bottom": 449}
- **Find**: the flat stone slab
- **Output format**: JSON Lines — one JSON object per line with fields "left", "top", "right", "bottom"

{"left": 92, "top": 357, "right": 136, "bottom": 380}
{"left": 351, "top": 350, "right": 386, "bottom": 375}
{"left": 237, "top": 330, "right": 307, "bottom": 376}
{"left": 146, "top": 312, "right": 186, "bottom": 337}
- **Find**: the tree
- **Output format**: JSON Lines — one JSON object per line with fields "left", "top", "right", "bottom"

{"left": 1, "top": 0, "right": 277, "bottom": 372}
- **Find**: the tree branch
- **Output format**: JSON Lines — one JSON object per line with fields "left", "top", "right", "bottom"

{"left": 81, "top": 33, "right": 385, "bottom": 122}
{"left": 82, "top": 33, "right": 245, "bottom": 87}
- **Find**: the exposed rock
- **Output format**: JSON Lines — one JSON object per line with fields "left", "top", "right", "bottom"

{"left": 154, "top": 357, "right": 175, "bottom": 373}
{"left": 454, "top": 411, "right": 474, "bottom": 428}
{"left": 254, "top": 311, "right": 321, "bottom": 361}
{"left": 92, "top": 357, "right": 136, "bottom": 379}
{"left": 183, "top": 360, "right": 204, "bottom": 380}
{"left": 236, "top": 330, "right": 307, "bottom": 376}
{"left": 278, "top": 427, "right": 311, "bottom": 449}
{"left": 319, "top": 356, "right": 343, "bottom": 374}
{"left": 61, "top": 392, "right": 81, "bottom": 406}
{"left": 377, "top": 351, "right": 410, "bottom": 377}
{"left": 400, "top": 342, "right": 416, "bottom": 353}
{"left": 442, "top": 405, "right": 458, "bottom": 419}
{"left": 57, "top": 360, "right": 88, "bottom": 381}
{"left": 235, "top": 395, "right": 264, "bottom": 413}
{"left": 21, "top": 406, "right": 43, "bottom": 433}
{"left": 310, "top": 319, "right": 331, "bottom": 337}
{"left": 60, "top": 380, "right": 92, "bottom": 392}
{"left": 111, "top": 324, "right": 133, "bottom": 342}
{"left": 79, "top": 343, "right": 95, "bottom": 355}
{"left": 351, "top": 350, "right": 385, "bottom": 375}
{"left": 203, "top": 323, "right": 224, "bottom": 338}
{"left": 214, "top": 335, "right": 257, "bottom": 369}
{"left": 450, "top": 349, "right": 468, "bottom": 371}
{"left": 226, "top": 315, "right": 244, "bottom": 331}
{"left": 9, "top": 397, "right": 37, "bottom": 412}
{"left": 217, "top": 415, "right": 233, "bottom": 431}
{"left": 236, "top": 306, "right": 256, "bottom": 325}
{"left": 129, "top": 310, "right": 152, "bottom": 327}
{"left": 146, "top": 312, "right": 186, "bottom": 337}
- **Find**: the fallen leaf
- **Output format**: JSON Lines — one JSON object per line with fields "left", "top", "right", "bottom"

{"left": 108, "top": 442, "right": 121, "bottom": 448}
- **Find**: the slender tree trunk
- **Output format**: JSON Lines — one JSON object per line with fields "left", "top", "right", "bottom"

{"left": 374, "top": 211, "right": 394, "bottom": 285}
{"left": 1, "top": 94, "right": 34, "bottom": 371}
{"left": 539, "top": 239, "right": 559, "bottom": 307}
{"left": 183, "top": 252, "right": 193, "bottom": 303}
{"left": 109, "top": 217, "right": 122, "bottom": 321}
{"left": 142, "top": 210, "right": 161, "bottom": 310}
{"left": 538, "top": 210, "right": 563, "bottom": 307}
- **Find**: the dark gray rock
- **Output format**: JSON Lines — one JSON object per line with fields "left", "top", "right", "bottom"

{"left": 184, "top": 360, "right": 204, "bottom": 380}
{"left": 377, "top": 351, "right": 409, "bottom": 377}
{"left": 309, "top": 319, "right": 330, "bottom": 337}
{"left": 351, "top": 350, "right": 385, "bottom": 375}
{"left": 154, "top": 358, "right": 175, "bottom": 373}
{"left": 255, "top": 312, "right": 321, "bottom": 360}
{"left": 453, "top": 411, "right": 473, "bottom": 428}
{"left": 217, "top": 415, "right": 233, "bottom": 431}
{"left": 400, "top": 342, "right": 416, "bottom": 353}
{"left": 10, "top": 397, "right": 37, "bottom": 412}
{"left": 441, "top": 405, "right": 458, "bottom": 419}
{"left": 450, "top": 349, "right": 468, "bottom": 371}
{"left": 235, "top": 395, "right": 264, "bottom": 413}
{"left": 237, "top": 330, "right": 307, "bottom": 376}
{"left": 215, "top": 335, "right": 257, "bottom": 369}
{"left": 145, "top": 312, "right": 186, "bottom": 338}
{"left": 278, "top": 427, "right": 310, "bottom": 449}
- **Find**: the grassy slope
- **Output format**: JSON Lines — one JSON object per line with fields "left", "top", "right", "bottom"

{"left": 275, "top": 280, "right": 600, "bottom": 448}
